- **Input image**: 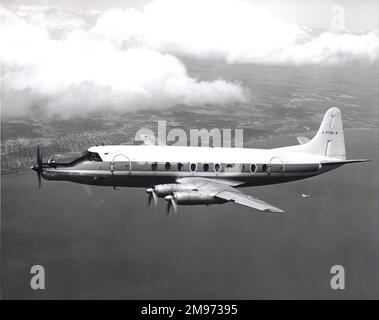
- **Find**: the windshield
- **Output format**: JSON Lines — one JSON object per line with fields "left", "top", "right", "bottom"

{"left": 70, "top": 151, "right": 103, "bottom": 165}
{"left": 83, "top": 151, "right": 103, "bottom": 162}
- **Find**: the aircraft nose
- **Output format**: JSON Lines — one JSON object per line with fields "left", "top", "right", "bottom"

{"left": 31, "top": 165, "right": 39, "bottom": 172}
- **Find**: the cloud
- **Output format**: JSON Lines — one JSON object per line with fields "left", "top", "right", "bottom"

{"left": 2, "top": 0, "right": 378, "bottom": 117}
{"left": 0, "top": 5, "right": 246, "bottom": 117}
{"left": 91, "top": 0, "right": 379, "bottom": 65}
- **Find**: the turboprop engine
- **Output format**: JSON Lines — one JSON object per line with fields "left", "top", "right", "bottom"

{"left": 166, "top": 191, "right": 227, "bottom": 206}
{"left": 154, "top": 184, "right": 194, "bottom": 196}
{"left": 163, "top": 191, "right": 227, "bottom": 216}
{"left": 145, "top": 183, "right": 195, "bottom": 208}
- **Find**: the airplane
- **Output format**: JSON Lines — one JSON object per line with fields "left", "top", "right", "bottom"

{"left": 31, "top": 107, "right": 369, "bottom": 215}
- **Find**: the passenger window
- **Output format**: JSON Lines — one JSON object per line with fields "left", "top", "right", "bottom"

{"left": 165, "top": 162, "right": 171, "bottom": 170}
{"left": 214, "top": 163, "right": 221, "bottom": 172}
{"left": 177, "top": 163, "right": 183, "bottom": 171}
{"left": 151, "top": 162, "right": 157, "bottom": 171}
{"left": 203, "top": 163, "right": 209, "bottom": 172}
{"left": 190, "top": 163, "right": 197, "bottom": 172}
{"left": 262, "top": 164, "right": 268, "bottom": 173}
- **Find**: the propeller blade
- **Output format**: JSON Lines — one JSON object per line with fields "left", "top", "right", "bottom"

{"left": 152, "top": 190, "right": 158, "bottom": 208}
{"left": 37, "top": 146, "right": 42, "bottom": 167}
{"left": 166, "top": 200, "right": 174, "bottom": 218}
{"left": 146, "top": 188, "right": 158, "bottom": 208}
{"left": 171, "top": 199, "right": 178, "bottom": 215}
{"left": 37, "top": 171, "right": 41, "bottom": 189}
{"left": 32, "top": 146, "right": 43, "bottom": 189}
{"left": 164, "top": 195, "right": 178, "bottom": 217}
{"left": 167, "top": 201, "right": 172, "bottom": 218}
{"left": 147, "top": 194, "right": 155, "bottom": 208}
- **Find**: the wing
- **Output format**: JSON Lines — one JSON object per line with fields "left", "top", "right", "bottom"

{"left": 214, "top": 190, "right": 284, "bottom": 213}
{"left": 177, "top": 177, "right": 284, "bottom": 213}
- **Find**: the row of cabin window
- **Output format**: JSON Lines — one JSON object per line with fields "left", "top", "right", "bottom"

{"left": 150, "top": 162, "right": 268, "bottom": 173}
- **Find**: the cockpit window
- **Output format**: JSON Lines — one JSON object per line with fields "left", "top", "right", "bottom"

{"left": 69, "top": 150, "right": 102, "bottom": 165}
{"left": 83, "top": 151, "right": 103, "bottom": 162}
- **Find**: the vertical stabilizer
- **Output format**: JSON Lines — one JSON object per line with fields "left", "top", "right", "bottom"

{"left": 298, "top": 107, "right": 346, "bottom": 160}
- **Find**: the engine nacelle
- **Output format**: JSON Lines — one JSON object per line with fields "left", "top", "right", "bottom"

{"left": 173, "top": 191, "right": 227, "bottom": 205}
{"left": 154, "top": 184, "right": 194, "bottom": 197}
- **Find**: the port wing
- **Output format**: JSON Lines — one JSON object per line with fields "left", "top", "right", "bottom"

{"left": 177, "top": 177, "right": 284, "bottom": 213}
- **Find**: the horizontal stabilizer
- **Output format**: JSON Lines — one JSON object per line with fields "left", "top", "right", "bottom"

{"left": 297, "top": 136, "right": 310, "bottom": 145}
{"left": 321, "top": 159, "right": 370, "bottom": 165}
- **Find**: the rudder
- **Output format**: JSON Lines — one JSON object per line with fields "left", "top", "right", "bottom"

{"left": 300, "top": 107, "right": 346, "bottom": 160}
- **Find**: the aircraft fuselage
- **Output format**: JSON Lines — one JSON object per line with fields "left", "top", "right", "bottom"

{"left": 40, "top": 145, "right": 341, "bottom": 188}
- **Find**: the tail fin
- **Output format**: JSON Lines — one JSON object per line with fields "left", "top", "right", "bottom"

{"left": 299, "top": 107, "right": 346, "bottom": 160}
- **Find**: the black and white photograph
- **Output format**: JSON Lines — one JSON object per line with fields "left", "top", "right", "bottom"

{"left": 1, "top": 0, "right": 378, "bottom": 308}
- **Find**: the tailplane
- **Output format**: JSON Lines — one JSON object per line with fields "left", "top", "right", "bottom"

{"left": 296, "top": 107, "right": 346, "bottom": 160}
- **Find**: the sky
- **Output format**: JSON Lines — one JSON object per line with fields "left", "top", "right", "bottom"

{"left": 3, "top": 0, "right": 378, "bottom": 32}
{"left": 1, "top": 0, "right": 378, "bottom": 117}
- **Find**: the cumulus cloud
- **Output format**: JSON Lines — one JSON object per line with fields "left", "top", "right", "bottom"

{"left": 0, "top": 5, "right": 246, "bottom": 117}
{"left": 1, "top": 0, "right": 378, "bottom": 117}
{"left": 90, "top": 0, "right": 379, "bottom": 64}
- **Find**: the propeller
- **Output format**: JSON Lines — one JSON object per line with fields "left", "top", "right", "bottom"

{"left": 31, "top": 146, "right": 43, "bottom": 189}
{"left": 164, "top": 195, "right": 178, "bottom": 217}
{"left": 146, "top": 188, "right": 158, "bottom": 208}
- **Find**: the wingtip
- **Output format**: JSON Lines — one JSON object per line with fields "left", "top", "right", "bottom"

{"left": 264, "top": 208, "right": 285, "bottom": 214}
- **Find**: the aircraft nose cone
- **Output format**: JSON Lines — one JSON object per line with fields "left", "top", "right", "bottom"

{"left": 31, "top": 164, "right": 42, "bottom": 172}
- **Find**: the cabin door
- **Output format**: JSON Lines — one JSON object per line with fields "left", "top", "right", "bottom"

{"left": 110, "top": 154, "right": 131, "bottom": 175}
{"left": 268, "top": 157, "right": 285, "bottom": 176}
